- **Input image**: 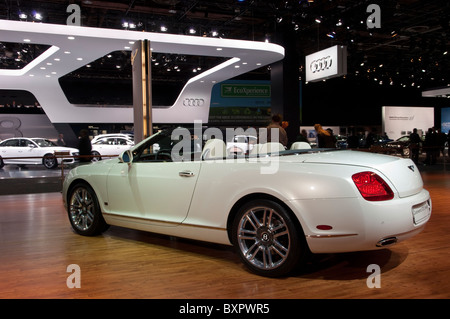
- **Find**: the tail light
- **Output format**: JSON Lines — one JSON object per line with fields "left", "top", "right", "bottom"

{"left": 352, "top": 171, "right": 394, "bottom": 201}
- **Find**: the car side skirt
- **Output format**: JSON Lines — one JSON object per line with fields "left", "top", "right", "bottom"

{"left": 102, "top": 212, "right": 231, "bottom": 245}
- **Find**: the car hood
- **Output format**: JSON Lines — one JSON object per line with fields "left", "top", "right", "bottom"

{"left": 288, "top": 150, "right": 423, "bottom": 198}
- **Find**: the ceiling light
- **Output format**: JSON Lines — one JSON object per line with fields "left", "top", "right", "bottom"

{"left": 160, "top": 26, "right": 168, "bottom": 32}
{"left": 23, "top": 39, "right": 31, "bottom": 42}
{"left": 189, "top": 28, "right": 196, "bottom": 34}
{"left": 315, "top": 18, "right": 322, "bottom": 24}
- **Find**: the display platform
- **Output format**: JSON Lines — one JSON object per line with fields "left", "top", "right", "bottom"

{"left": 0, "top": 165, "right": 67, "bottom": 195}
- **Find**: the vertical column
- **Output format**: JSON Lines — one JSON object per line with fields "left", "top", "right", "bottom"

{"left": 132, "top": 40, "right": 152, "bottom": 144}
{"left": 272, "top": 25, "right": 301, "bottom": 145}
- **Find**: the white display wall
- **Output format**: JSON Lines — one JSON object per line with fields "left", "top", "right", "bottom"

{"left": 382, "top": 106, "right": 434, "bottom": 140}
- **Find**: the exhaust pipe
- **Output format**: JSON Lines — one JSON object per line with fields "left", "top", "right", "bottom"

{"left": 376, "top": 237, "right": 398, "bottom": 247}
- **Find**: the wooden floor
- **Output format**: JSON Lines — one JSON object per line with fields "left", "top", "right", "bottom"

{"left": 1, "top": 170, "right": 449, "bottom": 299}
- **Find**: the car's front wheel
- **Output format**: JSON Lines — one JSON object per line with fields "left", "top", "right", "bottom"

{"left": 68, "top": 182, "right": 109, "bottom": 236}
{"left": 231, "top": 199, "right": 306, "bottom": 277}
{"left": 91, "top": 151, "right": 101, "bottom": 162}
{"left": 43, "top": 153, "right": 58, "bottom": 169}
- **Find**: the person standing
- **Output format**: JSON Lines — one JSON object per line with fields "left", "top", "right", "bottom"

{"left": 314, "top": 124, "right": 336, "bottom": 148}
{"left": 409, "top": 128, "right": 421, "bottom": 164}
{"left": 264, "top": 114, "right": 288, "bottom": 147}
{"left": 56, "top": 133, "right": 66, "bottom": 147}
{"left": 78, "top": 129, "right": 92, "bottom": 163}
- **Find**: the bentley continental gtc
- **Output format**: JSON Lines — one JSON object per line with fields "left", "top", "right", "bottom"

{"left": 62, "top": 127, "right": 431, "bottom": 277}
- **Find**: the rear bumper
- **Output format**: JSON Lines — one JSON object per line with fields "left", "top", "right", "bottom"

{"left": 289, "top": 189, "right": 431, "bottom": 254}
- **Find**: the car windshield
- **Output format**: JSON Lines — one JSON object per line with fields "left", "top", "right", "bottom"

{"left": 132, "top": 128, "right": 204, "bottom": 163}
{"left": 31, "top": 138, "right": 57, "bottom": 147}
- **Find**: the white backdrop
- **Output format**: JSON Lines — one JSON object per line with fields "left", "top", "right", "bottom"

{"left": 382, "top": 106, "right": 434, "bottom": 140}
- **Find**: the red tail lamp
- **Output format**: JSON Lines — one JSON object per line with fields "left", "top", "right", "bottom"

{"left": 352, "top": 171, "right": 394, "bottom": 201}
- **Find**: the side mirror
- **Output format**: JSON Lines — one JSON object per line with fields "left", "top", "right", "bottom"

{"left": 119, "top": 150, "right": 133, "bottom": 164}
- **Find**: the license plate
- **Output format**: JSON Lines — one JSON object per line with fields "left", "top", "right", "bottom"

{"left": 412, "top": 201, "right": 431, "bottom": 225}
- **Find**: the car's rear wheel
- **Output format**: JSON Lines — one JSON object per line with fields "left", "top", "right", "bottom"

{"left": 43, "top": 153, "right": 58, "bottom": 169}
{"left": 68, "top": 182, "right": 109, "bottom": 236}
{"left": 231, "top": 199, "right": 306, "bottom": 277}
{"left": 0, "top": 157, "right": 4, "bottom": 169}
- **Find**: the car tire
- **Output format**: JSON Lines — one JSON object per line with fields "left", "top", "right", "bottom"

{"left": 91, "top": 151, "right": 101, "bottom": 162}
{"left": 43, "top": 153, "right": 58, "bottom": 169}
{"left": 67, "top": 182, "right": 109, "bottom": 236}
{"left": 0, "top": 157, "right": 4, "bottom": 169}
{"left": 231, "top": 199, "right": 306, "bottom": 277}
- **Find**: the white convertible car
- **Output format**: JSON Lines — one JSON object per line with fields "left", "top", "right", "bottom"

{"left": 62, "top": 127, "right": 431, "bottom": 277}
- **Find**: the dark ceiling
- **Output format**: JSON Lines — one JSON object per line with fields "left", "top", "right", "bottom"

{"left": 1, "top": 0, "right": 450, "bottom": 92}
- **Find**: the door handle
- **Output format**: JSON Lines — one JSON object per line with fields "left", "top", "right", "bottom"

{"left": 179, "top": 170, "right": 195, "bottom": 177}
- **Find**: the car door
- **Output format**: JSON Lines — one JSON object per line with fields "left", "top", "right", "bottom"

{"left": 105, "top": 133, "right": 201, "bottom": 225}
{"left": 19, "top": 138, "right": 41, "bottom": 164}
{"left": 0, "top": 139, "right": 21, "bottom": 164}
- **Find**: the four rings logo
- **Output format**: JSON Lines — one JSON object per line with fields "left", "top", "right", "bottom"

{"left": 310, "top": 56, "right": 333, "bottom": 73}
{"left": 183, "top": 98, "right": 205, "bottom": 107}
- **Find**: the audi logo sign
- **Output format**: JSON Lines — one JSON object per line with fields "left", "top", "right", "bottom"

{"left": 183, "top": 98, "right": 205, "bottom": 107}
{"left": 310, "top": 56, "right": 333, "bottom": 73}
{"left": 305, "top": 45, "right": 347, "bottom": 82}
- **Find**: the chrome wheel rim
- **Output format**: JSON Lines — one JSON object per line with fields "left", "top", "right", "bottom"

{"left": 237, "top": 206, "right": 291, "bottom": 271}
{"left": 43, "top": 156, "right": 56, "bottom": 168}
{"left": 69, "top": 186, "right": 95, "bottom": 231}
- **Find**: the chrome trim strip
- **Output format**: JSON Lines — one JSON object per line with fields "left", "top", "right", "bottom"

{"left": 306, "top": 233, "right": 358, "bottom": 239}
{"left": 103, "top": 212, "right": 226, "bottom": 232}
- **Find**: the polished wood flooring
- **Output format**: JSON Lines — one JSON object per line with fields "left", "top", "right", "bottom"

{"left": 1, "top": 170, "right": 449, "bottom": 299}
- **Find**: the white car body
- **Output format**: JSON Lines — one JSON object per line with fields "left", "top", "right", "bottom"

{"left": 91, "top": 133, "right": 134, "bottom": 144}
{"left": 91, "top": 136, "right": 134, "bottom": 160}
{"left": 62, "top": 128, "right": 431, "bottom": 276}
{"left": 0, "top": 137, "right": 79, "bottom": 169}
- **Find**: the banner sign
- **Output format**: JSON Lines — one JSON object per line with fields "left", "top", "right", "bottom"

{"left": 442, "top": 107, "right": 450, "bottom": 133}
{"left": 209, "top": 80, "right": 271, "bottom": 125}
{"left": 305, "top": 45, "right": 347, "bottom": 82}
{"left": 221, "top": 84, "right": 271, "bottom": 98}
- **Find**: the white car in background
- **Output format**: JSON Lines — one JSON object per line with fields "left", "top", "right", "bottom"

{"left": 91, "top": 136, "right": 134, "bottom": 161}
{"left": 227, "top": 135, "right": 257, "bottom": 155}
{"left": 91, "top": 133, "right": 133, "bottom": 144}
{"left": 63, "top": 126, "right": 431, "bottom": 277}
{"left": 0, "top": 137, "right": 79, "bottom": 169}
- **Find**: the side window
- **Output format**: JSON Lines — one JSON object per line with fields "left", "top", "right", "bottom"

{"left": 22, "top": 139, "right": 35, "bottom": 147}
{"left": 3, "top": 139, "right": 20, "bottom": 147}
